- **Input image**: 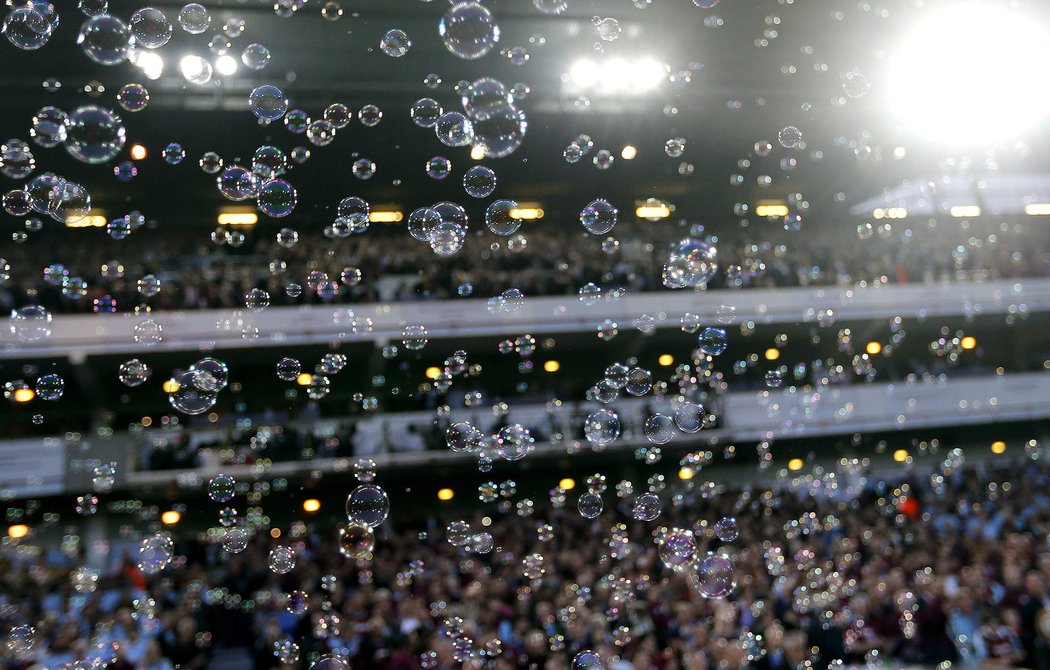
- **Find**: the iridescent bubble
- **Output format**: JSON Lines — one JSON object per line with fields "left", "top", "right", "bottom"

{"left": 573, "top": 651, "right": 605, "bottom": 670}
{"left": 3, "top": 189, "right": 30, "bottom": 216}
{"left": 257, "top": 179, "right": 296, "bottom": 217}
{"left": 698, "top": 327, "right": 727, "bottom": 355}
{"left": 9, "top": 305, "right": 51, "bottom": 342}
{"left": 429, "top": 221, "right": 466, "bottom": 256}
{"left": 447, "top": 421, "right": 483, "bottom": 452}
{"left": 221, "top": 526, "right": 249, "bottom": 553}
{"left": 632, "top": 492, "right": 662, "bottom": 521}
{"left": 402, "top": 324, "right": 428, "bottom": 350}
{"left": 625, "top": 367, "right": 652, "bottom": 396}
{"left": 162, "top": 143, "right": 185, "bottom": 164}
{"left": 485, "top": 199, "right": 520, "bottom": 235}
{"left": 306, "top": 119, "right": 336, "bottom": 146}
{"left": 380, "top": 28, "right": 410, "bottom": 56}
{"left": 463, "top": 165, "right": 496, "bottom": 197}
{"left": 35, "top": 373, "right": 64, "bottom": 400}
{"left": 168, "top": 369, "right": 217, "bottom": 415}
{"left": 436, "top": 111, "right": 474, "bottom": 146}
{"left": 268, "top": 546, "right": 296, "bottom": 574}
{"left": 217, "top": 165, "right": 260, "bottom": 201}
{"left": 426, "top": 156, "right": 451, "bottom": 180}
{"left": 577, "top": 491, "right": 603, "bottom": 518}
{"left": 580, "top": 199, "right": 617, "bottom": 234}
{"left": 439, "top": 1, "right": 499, "bottom": 60}
{"left": 690, "top": 553, "right": 735, "bottom": 598}
{"left": 358, "top": 104, "right": 382, "bottom": 126}
{"left": 208, "top": 473, "right": 236, "bottom": 502}
{"left": 778, "top": 125, "right": 802, "bottom": 148}
{"left": 3, "top": 7, "right": 51, "bottom": 50}
{"left": 843, "top": 71, "right": 870, "bottom": 99}
{"left": 48, "top": 181, "right": 91, "bottom": 223}
{"left": 119, "top": 359, "right": 151, "bottom": 386}
{"left": 30, "top": 107, "right": 67, "bottom": 147}
{"left": 137, "top": 533, "right": 174, "bottom": 575}
{"left": 584, "top": 409, "right": 620, "bottom": 446}
{"left": 276, "top": 357, "right": 300, "bottom": 381}
{"left": 64, "top": 105, "right": 125, "bottom": 164}
{"left": 713, "top": 516, "right": 739, "bottom": 542}
{"left": 407, "top": 206, "right": 441, "bottom": 242}
{"left": 658, "top": 529, "right": 697, "bottom": 570}
{"left": 78, "top": 14, "right": 132, "bottom": 65}
{"left": 338, "top": 523, "right": 374, "bottom": 558}
{"left": 644, "top": 414, "right": 674, "bottom": 444}
{"left": 674, "top": 402, "right": 706, "bottom": 433}
{"left": 410, "top": 99, "right": 442, "bottom": 130}
{"left": 662, "top": 238, "right": 718, "bottom": 288}
{"left": 129, "top": 7, "right": 172, "bottom": 48}
{"left": 471, "top": 106, "right": 526, "bottom": 158}
{"left": 352, "top": 158, "right": 375, "bottom": 180}
{"left": 1, "top": 139, "right": 36, "bottom": 179}
{"left": 117, "top": 84, "right": 149, "bottom": 112}
{"left": 345, "top": 484, "right": 390, "bottom": 527}
{"left": 178, "top": 3, "right": 210, "bottom": 34}
{"left": 249, "top": 84, "right": 288, "bottom": 122}
{"left": 241, "top": 43, "right": 270, "bottom": 70}
{"left": 463, "top": 77, "right": 511, "bottom": 121}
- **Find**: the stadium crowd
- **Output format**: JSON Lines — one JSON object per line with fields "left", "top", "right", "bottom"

{"left": 1, "top": 455, "right": 1049, "bottom": 670}
{"left": 0, "top": 218, "right": 1045, "bottom": 315}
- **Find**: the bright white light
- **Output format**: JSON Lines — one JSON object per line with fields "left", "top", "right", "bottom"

{"left": 131, "top": 51, "right": 164, "bottom": 80}
{"left": 180, "top": 55, "right": 207, "bottom": 79}
{"left": 889, "top": 4, "right": 1050, "bottom": 145}
{"left": 569, "top": 57, "right": 664, "bottom": 94}
{"left": 570, "top": 59, "right": 599, "bottom": 88}
{"left": 215, "top": 54, "right": 238, "bottom": 77}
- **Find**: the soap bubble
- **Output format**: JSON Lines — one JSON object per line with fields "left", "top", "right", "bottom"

{"left": 778, "top": 125, "right": 802, "bottom": 148}
{"left": 35, "top": 373, "right": 64, "bottom": 400}
{"left": 242, "top": 43, "right": 271, "bottom": 70}
{"left": 30, "top": 107, "right": 67, "bottom": 147}
{"left": 64, "top": 105, "right": 126, "bottom": 164}
{"left": 10, "top": 305, "right": 52, "bottom": 341}
{"left": 578, "top": 492, "right": 603, "bottom": 518}
{"left": 117, "top": 84, "right": 149, "bottom": 112}
{"left": 436, "top": 111, "right": 474, "bottom": 147}
{"left": 257, "top": 179, "right": 296, "bottom": 217}
{"left": 411, "top": 98, "right": 443, "bottom": 128}
{"left": 249, "top": 84, "right": 288, "bottom": 122}
{"left": 690, "top": 553, "right": 736, "bottom": 598}
{"left": 78, "top": 14, "right": 132, "bottom": 65}
{"left": 644, "top": 414, "right": 674, "bottom": 444}
{"left": 268, "top": 546, "right": 296, "bottom": 574}
{"left": 463, "top": 165, "right": 496, "bottom": 197}
{"left": 345, "top": 484, "right": 390, "bottom": 527}
{"left": 580, "top": 199, "right": 617, "bottom": 235}
{"left": 380, "top": 28, "right": 410, "bottom": 57}
{"left": 439, "top": 2, "right": 500, "bottom": 60}
{"left": 632, "top": 493, "right": 662, "bottom": 521}
{"left": 168, "top": 369, "right": 217, "bottom": 415}
{"left": 584, "top": 409, "right": 620, "bottom": 446}
{"left": 698, "top": 327, "right": 727, "bottom": 355}
{"left": 3, "top": 7, "right": 52, "bottom": 50}
{"left": 178, "top": 3, "right": 210, "bottom": 34}
{"left": 485, "top": 199, "right": 520, "bottom": 235}
{"left": 119, "top": 359, "right": 151, "bottom": 386}
{"left": 208, "top": 473, "right": 236, "bottom": 502}
{"left": 129, "top": 7, "right": 172, "bottom": 48}
{"left": 138, "top": 533, "right": 174, "bottom": 574}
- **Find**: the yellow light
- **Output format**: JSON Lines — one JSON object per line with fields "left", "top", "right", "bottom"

{"left": 677, "top": 467, "right": 695, "bottom": 481}
{"left": 543, "top": 360, "right": 560, "bottom": 373}
{"left": 658, "top": 354, "right": 674, "bottom": 367}
{"left": 787, "top": 458, "right": 804, "bottom": 471}
{"left": 636, "top": 203, "right": 671, "bottom": 219}
{"left": 141, "top": 416, "right": 152, "bottom": 427}
{"left": 296, "top": 373, "right": 313, "bottom": 386}
{"left": 12, "top": 388, "right": 34, "bottom": 403}
{"left": 755, "top": 204, "right": 789, "bottom": 217}
{"left": 130, "top": 144, "right": 147, "bottom": 160}
{"left": 991, "top": 440, "right": 1006, "bottom": 454}
{"left": 425, "top": 366, "right": 442, "bottom": 379}
{"left": 470, "top": 145, "right": 486, "bottom": 160}
{"left": 558, "top": 478, "right": 575, "bottom": 491}
{"left": 620, "top": 145, "right": 637, "bottom": 160}
{"left": 160, "top": 510, "right": 181, "bottom": 525}
{"left": 893, "top": 449, "right": 909, "bottom": 462}
{"left": 437, "top": 488, "right": 454, "bottom": 501}
{"left": 764, "top": 348, "right": 780, "bottom": 361}
{"left": 217, "top": 212, "right": 258, "bottom": 226}
{"left": 162, "top": 379, "right": 180, "bottom": 393}
{"left": 1025, "top": 204, "right": 1050, "bottom": 216}
{"left": 302, "top": 498, "right": 321, "bottom": 513}
{"left": 949, "top": 205, "right": 981, "bottom": 218}
{"left": 369, "top": 211, "right": 404, "bottom": 223}
{"left": 872, "top": 207, "right": 908, "bottom": 219}
{"left": 66, "top": 215, "right": 107, "bottom": 228}
{"left": 960, "top": 336, "right": 976, "bottom": 350}
{"left": 7, "top": 524, "right": 29, "bottom": 539}
{"left": 866, "top": 341, "right": 882, "bottom": 355}
{"left": 509, "top": 207, "right": 544, "bottom": 220}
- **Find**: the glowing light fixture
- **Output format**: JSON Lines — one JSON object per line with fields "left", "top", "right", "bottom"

{"left": 872, "top": 207, "right": 907, "bottom": 219}
{"left": 889, "top": 4, "right": 1050, "bottom": 145}
{"left": 658, "top": 354, "right": 674, "bottom": 366}
{"left": 787, "top": 458, "right": 804, "bottom": 471}
{"left": 620, "top": 145, "right": 637, "bottom": 160}
{"left": 559, "top": 478, "right": 575, "bottom": 490}
{"left": 161, "top": 510, "right": 181, "bottom": 525}
{"left": 543, "top": 360, "right": 560, "bottom": 373}
{"left": 866, "top": 341, "right": 882, "bottom": 355}
{"left": 764, "top": 348, "right": 780, "bottom": 361}
{"left": 677, "top": 467, "right": 695, "bottom": 481}
{"left": 893, "top": 449, "right": 909, "bottom": 463}
{"left": 302, "top": 498, "right": 321, "bottom": 512}
{"left": 217, "top": 210, "right": 258, "bottom": 226}
{"left": 568, "top": 57, "right": 664, "bottom": 92}
{"left": 470, "top": 145, "right": 487, "bottom": 160}
{"left": 12, "top": 388, "right": 34, "bottom": 403}
{"left": 991, "top": 440, "right": 1006, "bottom": 454}
{"left": 1025, "top": 204, "right": 1050, "bottom": 216}
{"left": 437, "top": 488, "right": 454, "bottom": 501}
{"left": 636, "top": 202, "right": 671, "bottom": 219}
{"left": 296, "top": 373, "right": 313, "bottom": 386}
{"left": 755, "top": 204, "right": 789, "bottom": 217}
{"left": 7, "top": 524, "right": 29, "bottom": 539}
{"left": 509, "top": 207, "right": 544, "bottom": 220}
{"left": 66, "top": 212, "right": 107, "bottom": 228}
{"left": 369, "top": 210, "right": 404, "bottom": 223}
{"left": 215, "top": 54, "right": 238, "bottom": 76}
{"left": 425, "top": 366, "right": 442, "bottom": 379}
{"left": 949, "top": 205, "right": 981, "bottom": 218}
{"left": 130, "top": 144, "right": 147, "bottom": 160}
{"left": 162, "top": 379, "right": 180, "bottom": 393}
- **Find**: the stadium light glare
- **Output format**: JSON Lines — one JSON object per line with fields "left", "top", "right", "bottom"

{"left": 437, "top": 488, "right": 454, "bottom": 501}
{"left": 7, "top": 524, "right": 29, "bottom": 539}
{"left": 889, "top": 4, "right": 1050, "bottom": 145}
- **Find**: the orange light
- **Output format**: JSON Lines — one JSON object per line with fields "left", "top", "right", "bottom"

{"left": 12, "top": 388, "right": 34, "bottom": 403}
{"left": 141, "top": 416, "right": 152, "bottom": 427}
{"left": 437, "top": 488, "right": 454, "bottom": 501}
{"left": 866, "top": 341, "right": 882, "bottom": 355}
{"left": 658, "top": 354, "right": 674, "bottom": 367}
{"left": 961, "top": 336, "right": 976, "bottom": 350}
{"left": 270, "top": 528, "right": 281, "bottom": 538}
{"left": 991, "top": 441, "right": 1006, "bottom": 454}
{"left": 425, "top": 367, "right": 442, "bottom": 380}
{"left": 296, "top": 373, "right": 313, "bottom": 386}
{"left": 764, "top": 348, "right": 781, "bottom": 361}
{"left": 130, "top": 144, "right": 147, "bottom": 160}
{"left": 787, "top": 458, "right": 804, "bottom": 471}
{"left": 543, "top": 360, "right": 560, "bottom": 373}
{"left": 7, "top": 524, "right": 29, "bottom": 539}
{"left": 677, "top": 467, "right": 695, "bottom": 481}
{"left": 162, "top": 379, "right": 180, "bottom": 393}
{"left": 160, "top": 510, "right": 181, "bottom": 525}
{"left": 302, "top": 499, "right": 321, "bottom": 513}
{"left": 558, "top": 478, "right": 575, "bottom": 491}
{"left": 893, "top": 449, "right": 909, "bottom": 462}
